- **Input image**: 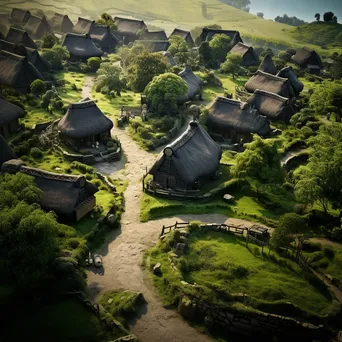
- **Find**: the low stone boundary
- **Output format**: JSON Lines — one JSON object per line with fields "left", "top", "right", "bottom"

{"left": 95, "top": 172, "right": 117, "bottom": 193}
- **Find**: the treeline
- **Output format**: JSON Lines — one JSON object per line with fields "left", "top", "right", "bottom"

{"left": 275, "top": 14, "right": 306, "bottom": 27}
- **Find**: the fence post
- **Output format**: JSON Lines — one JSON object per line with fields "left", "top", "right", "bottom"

{"left": 161, "top": 225, "right": 165, "bottom": 236}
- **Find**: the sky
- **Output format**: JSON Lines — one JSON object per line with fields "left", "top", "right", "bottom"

{"left": 249, "top": 0, "right": 342, "bottom": 22}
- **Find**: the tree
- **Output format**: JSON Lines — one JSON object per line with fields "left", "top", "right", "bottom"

{"left": 168, "top": 36, "right": 189, "bottom": 65}
{"left": 220, "top": 53, "right": 243, "bottom": 79}
{"left": 198, "top": 41, "right": 215, "bottom": 68}
{"left": 323, "top": 11, "right": 335, "bottom": 22}
{"left": 52, "top": 44, "right": 70, "bottom": 61}
{"left": 209, "top": 34, "right": 232, "bottom": 64}
{"left": 257, "top": 12, "right": 264, "bottom": 19}
{"left": 119, "top": 43, "right": 147, "bottom": 68}
{"left": 87, "top": 57, "right": 101, "bottom": 72}
{"left": 41, "top": 49, "right": 62, "bottom": 70}
{"left": 96, "top": 62, "right": 123, "bottom": 95}
{"left": 41, "top": 33, "right": 59, "bottom": 48}
{"left": 127, "top": 52, "right": 168, "bottom": 92}
{"left": 30, "top": 79, "right": 46, "bottom": 96}
{"left": 314, "top": 13, "right": 320, "bottom": 21}
{"left": 275, "top": 14, "right": 306, "bottom": 26}
{"left": 144, "top": 73, "right": 188, "bottom": 114}
{"left": 96, "top": 12, "right": 117, "bottom": 32}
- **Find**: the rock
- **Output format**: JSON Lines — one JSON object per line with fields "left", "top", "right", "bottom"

{"left": 153, "top": 262, "right": 162, "bottom": 275}
{"left": 178, "top": 296, "right": 197, "bottom": 320}
{"left": 175, "top": 243, "right": 187, "bottom": 256}
{"left": 107, "top": 298, "right": 113, "bottom": 304}
{"left": 204, "top": 315, "right": 214, "bottom": 329}
{"left": 107, "top": 214, "right": 117, "bottom": 225}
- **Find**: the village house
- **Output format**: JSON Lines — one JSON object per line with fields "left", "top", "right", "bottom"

{"left": 229, "top": 42, "right": 259, "bottom": 66}
{"left": 138, "top": 30, "right": 168, "bottom": 41}
{"left": 10, "top": 8, "right": 31, "bottom": 25}
{"left": 6, "top": 27, "right": 37, "bottom": 49}
{"left": 277, "top": 66, "right": 304, "bottom": 94}
{"left": 72, "top": 17, "right": 95, "bottom": 34}
{"left": 137, "top": 40, "right": 170, "bottom": 52}
{"left": 292, "top": 47, "right": 323, "bottom": 74}
{"left": 113, "top": 17, "right": 147, "bottom": 44}
{"left": 199, "top": 28, "right": 243, "bottom": 48}
{"left": 0, "top": 98, "right": 25, "bottom": 138}
{"left": 24, "top": 15, "right": 52, "bottom": 39}
{"left": 49, "top": 13, "right": 74, "bottom": 34}
{"left": 258, "top": 54, "right": 277, "bottom": 75}
{"left": 169, "top": 28, "right": 194, "bottom": 45}
{"left": 178, "top": 65, "right": 203, "bottom": 102}
{"left": 162, "top": 51, "right": 177, "bottom": 66}
{"left": 89, "top": 25, "right": 118, "bottom": 53}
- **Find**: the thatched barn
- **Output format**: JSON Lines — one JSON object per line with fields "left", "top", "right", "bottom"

{"left": 90, "top": 25, "right": 118, "bottom": 53}
{"left": 258, "top": 54, "right": 277, "bottom": 75}
{"left": 169, "top": 28, "right": 194, "bottom": 45}
{"left": 277, "top": 66, "right": 304, "bottom": 94}
{"left": 72, "top": 17, "right": 95, "bottom": 34}
{"left": 113, "top": 17, "right": 147, "bottom": 44}
{"left": 138, "top": 40, "right": 170, "bottom": 52}
{"left": 1, "top": 159, "right": 99, "bottom": 221}
{"left": 0, "top": 39, "right": 51, "bottom": 73}
{"left": 49, "top": 13, "right": 74, "bottom": 34}
{"left": 62, "top": 33, "right": 103, "bottom": 61}
{"left": 0, "top": 51, "right": 43, "bottom": 93}
{"left": 148, "top": 121, "right": 221, "bottom": 190}
{"left": 229, "top": 42, "right": 259, "bottom": 66}
{"left": 199, "top": 28, "right": 243, "bottom": 47}
{"left": 6, "top": 28, "right": 37, "bottom": 49}
{"left": 10, "top": 8, "right": 31, "bottom": 24}
{"left": 178, "top": 65, "right": 203, "bottom": 102}
{"left": 162, "top": 51, "right": 177, "bottom": 66}
{"left": 247, "top": 90, "right": 295, "bottom": 123}
{"left": 245, "top": 70, "right": 295, "bottom": 98}
{"left": 207, "top": 96, "right": 271, "bottom": 142}
{"left": 0, "top": 98, "right": 25, "bottom": 137}
{"left": 292, "top": 47, "right": 323, "bottom": 74}
{"left": 24, "top": 15, "right": 52, "bottom": 39}
{"left": 0, "top": 135, "right": 17, "bottom": 168}
{"left": 139, "top": 30, "right": 168, "bottom": 41}
{"left": 58, "top": 99, "right": 113, "bottom": 148}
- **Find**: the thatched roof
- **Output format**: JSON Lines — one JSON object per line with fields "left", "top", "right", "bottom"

{"left": 247, "top": 90, "right": 295, "bottom": 121}
{"left": 24, "top": 15, "right": 51, "bottom": 39}
{"left": 62, "top": 33, "right": 103, "bottom": 60}
{"left": 258, "top": 54, "right": 277, "bottom": 75}
{"left": 0, "top": 51, "right": 43, "bottom": 91}
{"left": 292, "top": 47, "right": 323, "bottom": 69}
{"left": 0, "top": 97, "right": 25, "bottom": 125}
{"left": 0, "top": 39, "right": 51, "bottom": 73}
{"left": 229, "top": 42, "right": 258, "bottom": 65}
{"left": 58, "top": 99, "right": 113, "bottom": 139}
{"left": 49, "top": 13, "right": 74, "bottom": 34}
{"left": 245, "top": 70, "right": 295, "bottom": 98}
{"left": 169, "top": 29, "right": 194, "bottom": 45}
{"left": 6, "top": 28, "right": 37, "bottom": 49}
{"left": 178, "top": 65, "right": 202, "bottom": 100}
{"left": 277, "top": 66, "right": 304, "bottom": 94}
{"left": 0, "top": 135, "right": 16, "bottom": 168}
{"left": 72, "top": 17, "right": 95, "bottom": 34}
{"left": 200, "top": 28, "right": 243, "bottom": 46}
{"left": 89, "top": 25, "right": 118, "bottom": 48}
{"left": 139, "top": 30, "right": 167, "bottom": 41}
{"left": 207, "top": 96, "right": 271, "bottom": 136}
{"left": 149, "top": 121, "right": 221, "bottom": 184}
{"left": 10, "top": 8, "right": 31, "bottom": 24}
{"left": 162, "top": 51, "right": 177, "bottom": 66}
{"left": 138, "top": 40, "right": 170, "bottom": 52}
{"left": 114, "top": 17, "right": 147, "bottom": 35}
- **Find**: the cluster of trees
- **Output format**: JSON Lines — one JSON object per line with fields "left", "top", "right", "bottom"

{"left": 220, "top": 0, "right": 250, "bottom": 12}
{"left": 41, "top": 44, "right": 70, "bottom": 70}
{"left": 168, "top": 36, "right": 199, "bottom": 67}
{"left": 96, "top": 12, "right": 117, "bottom": 32}
{"left": 315, "top": 11, "right": 338, "bottom": 23}
{"left": 274, "top": 14, "right": 306, "bottom": 26}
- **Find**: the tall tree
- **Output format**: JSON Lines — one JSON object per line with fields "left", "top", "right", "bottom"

{"left": 198, "top": 41, "right": 215, "bottom": 68}
{"left": 209, "top": 34, "right": 232, "bottom": 64}
{"left": 96, "top": 12, "right": 117, "bottom": 31}
{"left": 323, "top": 11, "right": 335, "bottom": 22}
{"left": 168, "top": 36, "right": 189, "bottom": 65}
{"left": 220, "top": 53, "right": 243, "bottom": 79}
{"left": 95, "top": 62, "right": 123, "bottom": 95}
{"left": 314, "top": 13, "right": 320, "bottom": 21}
{"left": 257, "top": 12, "right": 264, "bottom": 19}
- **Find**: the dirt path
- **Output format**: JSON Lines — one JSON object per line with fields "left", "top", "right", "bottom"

{"left": 81, "top": 75, "right": 96, "bottom": 99}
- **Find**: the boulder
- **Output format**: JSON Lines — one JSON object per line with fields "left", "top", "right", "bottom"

{"left": 178, "top": 296, "right": 197, "bottom": 320}
{"left": 153, "top": 262, "right": 162, "bottom": 275}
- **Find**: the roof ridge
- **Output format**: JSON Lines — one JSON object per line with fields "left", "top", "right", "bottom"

{"left": 215, "top": 96, "right": 247, "bottom": 107}
{"left": 69, "top": 99, "right": 96, "bottom": 109}
{"left": 0, "top": 50, "right": 26, "bottom": 61}
{"left": 167, "top": 121, "right": 199, "bottom": 152}
{"left": 253, "top": 89, "right": 289, "bottom": 102}
{"left": 255, "top": 70, "right": 288, "bottom": 82}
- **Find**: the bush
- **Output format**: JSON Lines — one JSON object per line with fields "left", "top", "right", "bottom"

{"left": 30, "top": 147, "right": 43, "bottom": 159}
{"left": 30, "top": 79, "right": 46, "bottom": 96}
{"left": 323, "top": 245, "right": 335, "bottom": 259}
{"left": 87, "top": 57, "right": 101, "bottom": 72}
{"left": 294, "top": 203, "right": 306, "bottom": 215}
{"left": 51, "top": 98, "right": 64, "bottom": 110}
{"left": 137, "top": 126, "right": 152, "bottom": 139}
{"left": 306, "top": 121, "right": 321, "bottom": 131}
{"left": 300, "top": 126, "right": 313, "bottom": 138}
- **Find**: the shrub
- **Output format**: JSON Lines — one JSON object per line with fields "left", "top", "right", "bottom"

{"left": 51, "top": 99, "right": 64, "bottom": 110}
{"left": 101, "top": 86, "right": 109, "bottom": 94}
{"left": 137, "top": 126, "right": 152, "bottom": 139}
{"left": 30, "top": 79, "right": 46, "bottom": 96}
{"left": 306, "top": 121, "right": 321, "bottom": 131}
{"left": 323, "top": 245, "right": 335, "bottom": 259}
{"left": 294, "top": 203, "right": 306, "bottom": 215}
{"left": 300, "top": 126, "right": 313, "bottom": 138}
{"left": 87, "top": 57, "right": 101, "bottom": 71}
{"left": 30, "top": 147, "right": 43, "bottom": 159}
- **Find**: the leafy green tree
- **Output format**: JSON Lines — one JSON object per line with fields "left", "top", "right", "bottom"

{"left": 41, "top": 33, "right": 59, "bottom": 48}
{"left": 198, "top": 41, "right": 215, "bottom": 68}
{"left": 323, "top": 11, "right": 335, "bottom": 22}
{"left": 87, "top": 57, "right": 101, "bottom": 72}
{"left": 96, "top": 12, "right": 117, "bottom": 31}
{"left": 30, "top": 79, "right": 46, "bottom": 96}
{"left": 209, "top": 34, "right": 232, "bottom": 64}
{"left": 119, "top": 43, "right": 147, "bottom": 68}
{"left": 315, "top": 13, "right": 320, "bottom": 21}
{"left": 168, "top": 36, "right": 189, "bottom": 65}
{"left": 144, "top": 73, "right": 188, "bottom": 114}
{"left": 52, "top": 44, "right": 70, "bottom": 61}
{"left": 127, "top": 52, "right": 168, "bottom": 92}
{"left": 96, "top": 62, "right": 123, "bottom": 95}
{"left": 257, "top": 12, "right": 264, "bottom": 18}
{"left": 41, "top": 49, "right": 62, "bottom": 70}
{"left": 220, "top": 53, "right": 243, "bottom": 79}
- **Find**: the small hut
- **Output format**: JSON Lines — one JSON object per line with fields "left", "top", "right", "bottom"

{"left": 0, "top": 39, "right": 51, "bottom": 74}
{"left": 62, "top": 33, "right": 103, "bottom": 61}
{"left": 49, "top": 13, "right": 74, "bottom": 34}
{"left": 0, "top": 98, "right": 25, "bottom": 137}
{"left": 10, "top": 8, "right": 31, "bottom": 24}
{"left": 113, "top": 17, "right": 147, "bottom": 44}
{"left": 0, "top": 51, "right": 43, "bottom": 93}
{"left": 229, "top": 42, "right": 259, "bottom": 66}
{"left": 139, "top": 30, "right": 168, "bottom": 41}
{"left": 169, "top": 28, "right": 194, "bottom": 45}
{"left": 24, "top": 15, "right": 52, "bottom": 39}
{"left": 138, "top": 40, "right": 170, "bottom": 52}
{"left": 178, "top": 65, "right": 203, "bottom": 102}
{"left": 72, "top": 17, "right": 95, "bottom": 34}
{"left": 148, "top": 121, "right": 222, "bottom": 190}
{"left": 277, "top": 66, "right": 304, "bottom": 94}
{"left": 258, "top": 54, "right": 277, "bottom": 75}
{"left": 199, "top": 28, "right": 243, "bottom": 47}
{"left": 6, "top": 28, "right": 37, "bottom": 49}
{"left": 90, "top": 25, "right": 118, "bottom": 53}
{"left": 292, "top": 47, "right": 323, "bottom": 74}
{"left": 207, "top": 96, "right": 271, "bottom": 142}
{"left": 58, "top": 99, "right": 113, "bottom": 148}
{"left": 162, "top": 51, "right": 177, "bottom": 66}
{"left": 245, "top": 70, "right": 295, "bottom": 98}
{"left": 0, "top": 135, "right": 17, "bottom": 168}
{"left": 247, "top": 89, "right": 295, "bottom": 123}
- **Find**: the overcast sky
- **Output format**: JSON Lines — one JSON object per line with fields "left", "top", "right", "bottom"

{"left": 249, "top": 0, "right": 342, "bottom": 22}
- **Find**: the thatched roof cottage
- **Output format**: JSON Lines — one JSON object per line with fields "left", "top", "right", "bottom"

{"left": 245, "top": 70, "right": 295, "bottom": 98}
{"left": 247, "top": 90, "right": 295, "bottom": 123}
{"left": 62, "top": 33, "right": 103, "bottom": 61}
{"left": 199, "top": 28, "right": 243, "bottom": 47}
{"left": 207, "top": 96, "right": 271, "bottom": 142}
{"left": 138, "top": 40, "right": 170, "bottom": 52}
{"left": 6, "top": 28, "right": 37, "bottom": 49}
{"left": 10, "top": 8, "right": 31, "bottom": 24}
{"left": 139, "top": 30, "right": 168, "bottom": 41}
{"left": 0, "top": 51, "right": 43, "bottom": 93}
{"left": 0, "top": 135, "right": 17, "bottom": 168}
{"left": 229, "top": 42, "right": 259, "bottom": 66}
{"left": 24, "top": 15, "right": 52, "bottom": 39}
{"left": 72, "top": 17, "right": 95, "bottom": 34}
{"left": 148, "top": 121, "right": 221, "bottom": 190}
{"left": 258, "top": 54, "right": 277, "bottom": 75}
{"left": 169, "top": 28, "right": 194, "bottom": 45}
{"left": 277, "top": 66, "right": 304, "bottom": 94}
{"left": 58, "top": 99, "right": 113, "bottom": 148}
{"left": 49, "top": 13, "right": 74, "bottom": 34}
{"left": 0, "top": 98, "right": 25, "bottom": 137}
{"left": 89, "top": 25, "right": 118, "bottom": 53}
{"left": 292, "top": 47, "right": 323, "bottom": 74}
{"left": 113, "top": 17, "right": 147, "bottom": 44}
{"left": 2, "top": 159, "right": 99, "bottom": 221}
{"left": 0, "top": 39, "right": 51, "bottom": 74}
{"left": 178, "top": 65, "right": 203, "bottom": 102}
